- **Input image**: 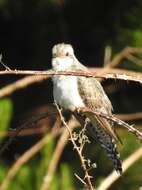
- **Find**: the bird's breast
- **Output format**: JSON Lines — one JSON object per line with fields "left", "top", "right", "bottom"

{"left": 52, "top": 76, "right": 85, "bottom": 111}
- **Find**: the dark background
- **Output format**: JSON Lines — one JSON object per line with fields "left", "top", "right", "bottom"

{"left": 1, "top": 0, "right": 142, "bottom": 115}
{"left": 0, "top": 0, "right": 142, "bottom": 189}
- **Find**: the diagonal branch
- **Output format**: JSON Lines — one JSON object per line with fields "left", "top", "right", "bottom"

{"left": 40, "top": 118, "right": 77, "bottom": 190}
{"left": 55, "top": 103, "right": 95, "bottom": 190}
{"left": 77, "top": 107, "right": 142, "bottom": 141}
{"left": 0, "top": 75, "right": 49, "bottom": 98}
{"left": 106, "top": 47, "right": 142, "bottom": 68}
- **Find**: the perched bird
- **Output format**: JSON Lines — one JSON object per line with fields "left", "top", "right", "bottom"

{"left": 52, "top": 43, "right": 122, "bottom": 173}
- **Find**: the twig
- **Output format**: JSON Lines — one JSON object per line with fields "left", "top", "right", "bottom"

{"left": 0, "top": 68, "right": 142, "bottom": 100}
{"left": 0, "top": 69, "right": 142, "bottom": 84}
{"left": 0, "top": 75, "right": 48, "bottom": 98}
{"left": 0, "top": 54, "right": 11, "bottom": 71}
{"left": 116, "top": 112, "right": 142, "bottom": 121}
{"left": 40, "top": 118, "right": 77, "bottom": 190}
{"left": 126, "top": 54, "right": 142, "bottom": 66}
{"left": 55, "top": 103, "right": 95, "bottom": 190}
{"left": 97, "top": 146, "right": 142, "bottom": 190}
{"left": 104, "top": 46, "right": 112, "bottom": 67}
{"left": 0, "top": 125, "right": 61, "bottom": 190}
{"left": 78, "top": 108, "right": 142, "bottom": 141}
{"left": 106, "top": 47, "right": 142, "bottom": 68}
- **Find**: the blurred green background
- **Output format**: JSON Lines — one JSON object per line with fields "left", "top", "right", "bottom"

{"left": 0, "top": 0, "right": 142, "bottom": 189}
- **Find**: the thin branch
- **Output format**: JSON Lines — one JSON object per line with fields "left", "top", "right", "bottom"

{"left": 40, "top": 118, "right": 77, "bottom": 190}
{"left": 91, "top": 67, "right": 142, "bottom": 83}
{"left": 104, "top": 46, "right": 112, "bottom": 67}
{"left": 97, "top": 146, "right": 142, "bottom": 190}
{"left": 106, "top": 47, "right": 142, "bottom": 68}
{"left": 77, "top": 108, "right": 142, "bottom": 141}
{"left": 126, "top": 53, "right": 142, "bottom": 66}
{"left": 0, "top": 69, "right": 142, "bottom": 84}
{"left": 0, "top": 68, "right": 142, "bottom": 100}
{"left": 0, "top": 75, "right": 48, "bottom": 98}
{"left": 0, "top": 126, "right": 61, "bottom": 190}
{"left": 0, "top": 54, "right": 11, "bottom": 71}
{"left": 116, "top": 112, "right": 142, "bottom": 121}
{"left": 55, "top": 103, "right": 95, "bottom": 190}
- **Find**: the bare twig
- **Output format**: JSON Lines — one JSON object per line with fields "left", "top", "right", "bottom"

{"left": 116, "top": 112, "right": 142, "bottom": 121}
{"left": 55, "top": 103, "right": 95, "bottom": 190}
{"left": 40, "top": 118, "right": 77, "bottom": 190}
{"left": 0, "top": 68, "right": 142, "bottom": 100}
{"left": 0, "top": 75, "right": 48, "bottom": 98}
{"left": 0, "top": 125, "right": 61, "bottom": 190}
{"left": 97, "top": 146, "right": 142, "bottom": 190}
{"left": 104, "top": 46, "right": 112, "bottom": 67}
{"left": 91, "top": 67, "right": 142, "bottom": 83}
{"left": 77, "top": 108, "right": 142, "bottom": 141}
{"left": 106, "top": 47, "right": 142, "bottom": 68}
{"left": 0, "top": 54, "right": 11, "bottom": 71}
{"left": 126, "top": 54, "right": 142, "bottom": 66}
{"left": 0, "top": 69, "right": 142, "bottom": 84}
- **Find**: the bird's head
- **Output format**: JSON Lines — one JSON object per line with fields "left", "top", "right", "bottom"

{"left": 52, "top": 43, "right": 76, "bottom": 71}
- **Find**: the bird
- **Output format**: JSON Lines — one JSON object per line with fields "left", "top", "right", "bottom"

{"left": 51, "top": 43, "right": 122, "bottom": 173}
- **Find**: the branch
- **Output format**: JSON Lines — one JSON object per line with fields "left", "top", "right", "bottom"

{"left": 106, "top": 47, "right": 142, "bottom": 68}
{"left": 0, "top": 75, "right": 49, "bottom": 98}
{"left": 0, "top": 69, "right": 142, "bottom": 84}
{"left": 40, "top": 118, "right": 77, "bottom": 190}
{"left": 77, "top": 108, "right": 142, "bottom": 141}
{"left": 55, "top": 103, "right": 95, "bottom": 190}
{"left": 0, "top": 68, "right": 142, "bottom": 99}
{"left": 116, "top": 112, "right": 142, "bottom": 121}
{"left": 97, "top": 146, "right": 142, "bottom": 190}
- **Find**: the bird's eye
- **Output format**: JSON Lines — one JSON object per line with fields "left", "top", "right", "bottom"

{"left": 65, "top": 52, "right": 69, "bottom": 56}
{"left": 53, "top": 53, "right": 56, "bottom": 58}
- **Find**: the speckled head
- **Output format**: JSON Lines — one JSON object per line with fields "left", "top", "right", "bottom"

{"left": 52, "top": 43, "right": 74, "bottom": 58}
{"left": 51, "top": 43, "right": 76, "bottom": 71}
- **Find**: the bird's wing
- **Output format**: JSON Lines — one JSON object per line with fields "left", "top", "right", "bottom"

{"left": 77, "top": 75, "right": 112, "bottom": 114}
{"left": 77, "top": 75, "right": 119, "bottom": 142}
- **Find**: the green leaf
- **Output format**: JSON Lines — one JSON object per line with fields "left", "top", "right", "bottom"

{"left": 0, "top": 98, "right": 13, "bottom": 132}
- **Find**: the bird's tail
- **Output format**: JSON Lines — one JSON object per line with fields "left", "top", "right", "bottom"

{"left": 73, "top": 112, "right": 122, "bottom": 173}
{"left": 86, "top": 120, "right": 122, "bottom": 173}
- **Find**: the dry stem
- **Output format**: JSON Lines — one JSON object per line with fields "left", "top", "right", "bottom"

{"left": 40, "top": 118, "right": 77, "bottom": 190}
{"left": 0, "top": 75, "right": 48, "bottom": 98}
{"left": 97, "top": 146, "right": 142, "bottom": 190}
{"left": 0, "top": 69, "right": 142, "bottom": 84}
{"left": 0, "top": 67, "right": 142, "bottom": 100}
{"left": 55, "top": 103, "right": 95, "bottom": 190}
{"left": 106, "top": 47, "right": 142, "bottom": 68}
{"left": 78, "top": 107, "right": 142, "bottom": 141}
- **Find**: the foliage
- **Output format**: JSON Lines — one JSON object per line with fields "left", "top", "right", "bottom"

{"left": 0, "top": 98, "right": 13, "bottom": 139}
